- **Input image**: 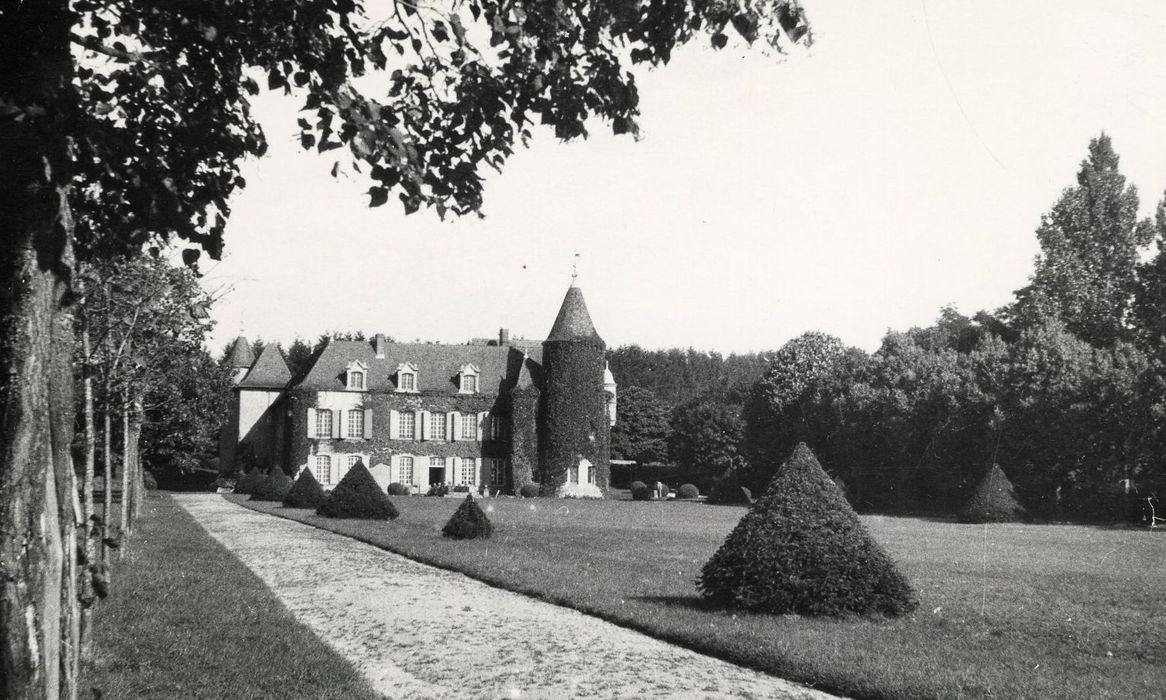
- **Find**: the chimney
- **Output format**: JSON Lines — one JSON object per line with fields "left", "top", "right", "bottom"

{"left": 374, "top": 333, "right": 386, "bottom": 358}
{"left": 499, "top": 328, "right": 510, "bottom": 346}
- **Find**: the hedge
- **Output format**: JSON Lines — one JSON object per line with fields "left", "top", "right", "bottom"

{"left": 316, "top": 462, "right": 399, "bottom": 520}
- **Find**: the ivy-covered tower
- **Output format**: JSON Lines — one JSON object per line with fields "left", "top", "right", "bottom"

{"left": 538, "top": 281, "right": 611, "bottom": 495}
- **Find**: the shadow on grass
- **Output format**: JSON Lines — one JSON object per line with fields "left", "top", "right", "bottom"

{"left": 631, "top": 594, "right": 720, "bottom": 611}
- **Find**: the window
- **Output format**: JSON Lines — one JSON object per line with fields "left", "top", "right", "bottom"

{"left": 346, "top": 454, "right": 362, "bottom": 469}
{"left": 457, "top": 458, "right": 476, "bottom": 486}
{"left": 315, "top": 455, "right": 332, "bottom": 485}
{"left": 489, "top": 415, "right": 505, "bottom": 441}
{"left": 345, "top": 361, "right": 368, "bottom": 390}
{"left": 398, "top": 372, "right": 415, "bottom": 391}
{"left": 399, "top": 456, "right": 414, "bottom": 484}
{"left": 350, "top": 371, "right": 365, "bottom": 390}
{"left": 461, "top": 413, "right": 477, "bottom": 440}
{"left": 315, "top": 409, "right": 333, "bottom": 438}
{"left": 347, "top": 410, "right": 364, "bottom": 438}
{"left": 431, "top": 456, "right": 446, "bottom": 481}
{"left": 488, "top": 458, "right": 506, "bottom": 486}
{"left": 398, "top": 411, "right": 415, "bottom": 439}
{"left": 429, "top": 412, "right": 446, "bottom": 440}
{"left": 458, "top": 364, "right": 480, "bottom": 394}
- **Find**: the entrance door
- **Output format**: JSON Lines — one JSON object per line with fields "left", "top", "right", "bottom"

{"left": 429, "top": 466, "right": 445, "bottom": 486}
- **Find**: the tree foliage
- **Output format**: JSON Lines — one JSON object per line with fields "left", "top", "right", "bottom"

{"left": 667, "top": 399, "right": 744, "bottom": 477}
{"left": 609, "top": 386, "right": 670, "bottom": 464}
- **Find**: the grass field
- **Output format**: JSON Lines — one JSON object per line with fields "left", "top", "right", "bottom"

{"left": 81, "top": 493, "right": 381, "bottom": 700}
{"left": 233, "top": 492, "right": 1166, "bottom": 699}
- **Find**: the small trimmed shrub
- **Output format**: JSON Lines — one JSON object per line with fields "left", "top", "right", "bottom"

{"left": 630, "top": 481, "right": 653, "bottom": 501}
{"left": 677, "top": 483, "right": 700, "bottom": 500}
{"left": 519, "top": 483, "right": 540, "bottom": 498}
{"left": 234, "top": 468, "right": 264, "bottom": 495}
{"left": 707, "top": 470, "right": 751, "bottom": 505}
{"left": 959, "top": 464, "right": 1027, "bottom": 523}
{"left": 426, "top": 483, "right": 450, "bottom": 497}
{"left": 284, "top": 468, "right": 327, "bottom": 509}
{"left": 699, "top": 443, "right": 917, "bottom": 617}
{"left": 143, "top": 470, "right": 159, "bottom": 491}
{"left": 442, "top": 495, "right": 493, "bottom": 539}
{"left": 250, "top": 468, "right": 293, "bottom": 502}
{"left": 387, "top": 482, "right": 410, "bottom": 496}
{"left": 317, "top": 462, "right": 399, "bottom": 520}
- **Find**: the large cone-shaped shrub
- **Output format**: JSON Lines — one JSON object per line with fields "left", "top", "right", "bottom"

{"left": 442, "top": 495, "right": 493, "bottom": 539}
{"left": 958, "top": 464, "right": 1026, "bottom": 523}
{"left": 283, "top": 468, "right": 327, "bottom": 509}
{"left": 234, "top": 467, "right": 264, "bottom": 495}
{"left": 250, "top": 468, "right": 293, "bottom": 502}
{"left": 699, "top": 443, "right": 917, "bottom": 616}
{"left": 316, "top": 462, "right": 399, "bottom": 520}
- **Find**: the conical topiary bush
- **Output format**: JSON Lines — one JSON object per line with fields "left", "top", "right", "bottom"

{"left": 958, "top": 464, "right": 1026, "bottom": 523}
{"left": 234, "top": 467, "right": 264, "bottom": 495}
{"left": 283, "top": 468, "right": 328, "bottom": 509}
{"left": 284, "top": 468, "right": 328, "bottom": 509}
{"left": 699, "top": 443, "right": 917, "bottom": 616}
{"left": 250, "top": 468, "right": 293, "bottom": 502}
{"left": 316, "top": 461, "right": 399, "bottom": 520}
{"left": 442, "top": 494, "right": 493, "bottom": 539}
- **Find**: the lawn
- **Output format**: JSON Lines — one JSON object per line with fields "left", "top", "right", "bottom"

{"left": 232, "top": 493, "right": 1166, "bottom": 700}
{"left": 81, "top": 492, "right": 381, "bottom": 700}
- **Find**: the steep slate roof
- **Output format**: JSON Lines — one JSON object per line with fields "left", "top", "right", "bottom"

{"left": 225, "top": 335, "right": 255, "bottom": 367}
{"left": 239, "top": 344, "right": 292, "bottom": 389}
{"left": 546, "top": 284, "right": 603, "bottom": 344}
{"left": 297, "top": 339, "right": 542, "bottom": 394}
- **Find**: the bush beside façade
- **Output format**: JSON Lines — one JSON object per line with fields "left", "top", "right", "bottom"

{"left": 442, "top": 495, "right": 493, "bottom": 539}
{"left": 234, "top": 467, "right": 265, "bottom": 495}
{"left": 250, "top": 468, "right": 293, "bottom": 502}
{"left": 283, "top": 468, "right": 328, "bottom": 509}
{"left": 317, "top": 461, "right": 399, "bottom": 520}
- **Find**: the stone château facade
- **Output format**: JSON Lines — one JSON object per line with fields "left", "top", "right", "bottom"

{"left": 219, "top": 283, "right": 617, "bottom": 496}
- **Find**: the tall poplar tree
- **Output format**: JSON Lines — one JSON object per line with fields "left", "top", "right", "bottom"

{"left": 1013, "top": 134, "right": 1153, "bottom": 347}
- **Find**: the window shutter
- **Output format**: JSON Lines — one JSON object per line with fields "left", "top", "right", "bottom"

{"left": 389, "top": 456, "right": 397, "bottom": 484}
{"left": 446, "top": 412, "right": 456, "bottom": 441}
{"left": 307, "top": 408, "right": 317, "bottom": 438}
{"left": 477, "top": 412, "right": 488, "bottom": 442}
{"left": 364, "top": 409, "right": 374, "bottom": 438}
{"left": 390, "top": 409, "right": 400, "bottom": 439}
{"left": 338, "top": 410, "right": 347, "bottom": 439}
{"left": 452, "top": 412, "right": 463, "bottom": 441}
{"left": 331, "top": 411, "right": 341, "bottom": 439}
{"left": 419, "top": 411, "right": 429, "bottom": 441}
{"left": 413, "top": 411, "right": 423, "bottom": 440}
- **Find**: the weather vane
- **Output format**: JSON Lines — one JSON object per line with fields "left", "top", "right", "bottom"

{"left": 571, "top": 252, "right": 580, "bottom": 282}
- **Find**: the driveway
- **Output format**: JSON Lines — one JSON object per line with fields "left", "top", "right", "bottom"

{"left": 174, "top": 494, "right": 842, "bottom": 699}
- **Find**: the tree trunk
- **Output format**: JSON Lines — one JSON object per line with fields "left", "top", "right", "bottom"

{"left": 120, "top": 392, "right": 130, "bottom": 542}
{"left": 78, "top": 303, "right": 96, "bottom": 659}
{"left": 101, "top": 390, "right": 112, "bottom": 564}
{"left": 0, "top": 2, "right": 75, "bottom": 698}
{"left": 129, "top": 393, "right": 144, "bottom": 523}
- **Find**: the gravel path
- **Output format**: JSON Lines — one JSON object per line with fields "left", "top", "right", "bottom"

{"left": 174, "top": 494, "right": 841, "bottom": 700}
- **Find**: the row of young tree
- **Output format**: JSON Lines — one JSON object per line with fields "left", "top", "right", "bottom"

{"left": 614, "top": 135, "right": 1166, "bottom": 523}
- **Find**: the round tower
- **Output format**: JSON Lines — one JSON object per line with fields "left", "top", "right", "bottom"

{"left": 538, "top": 282, "right": 610, "bottom": 495}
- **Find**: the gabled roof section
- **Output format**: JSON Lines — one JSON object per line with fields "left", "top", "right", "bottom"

{"left": 297, "top": 339, "right": 542, "bottom": 394}
{"left": 239, "top": 344, "right": 292, "bottom": 389}
{"left": 546, "top": 284, "right": 603, "bottom": 344}
{"left": 225, "top": 335, "right": 255, "bottom": 368}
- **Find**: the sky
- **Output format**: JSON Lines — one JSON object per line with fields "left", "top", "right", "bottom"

{"left": 203, "top": 0, "right": 1166, "bottom": 356}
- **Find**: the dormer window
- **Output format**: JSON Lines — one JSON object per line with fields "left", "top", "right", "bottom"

{"left": 395, "top": 362, "right": 419, "bottom": 393}
{"left": 345, "top": 361, "right": 368, "bottom": 391}
{"left": 458, "top": 364, "right": 480, "bottom": 394}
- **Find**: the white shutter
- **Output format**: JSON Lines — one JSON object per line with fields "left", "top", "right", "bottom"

{"left": 419, "top": 411, "right": 429, "bottom": 441}
{"left": 413, "top": 411, "right": 423, "bottom": 440}
{"left": 364, "top": 409, "right": 374, "bottom": 438}
{"left": 390, "top": 409, "right": 400, "bottom": 439}
{"left": 307, "top": 408, "right": 317, "bottom": 438}
{"left": 338, "top": 410, "right": 347, "bottom": 439}
{"left": 389, "top": 456, "right": 398, "bottom": 484}
{"left": 451, "top": 412, "right": 462, "bottom": 441}
{"left": 446, "top": 412, "right": 456, "bottom": 441}
{"left": 449, "top": 457, "right": 459, "bottom": 484}
{"left": 331, "top": 411, "right": 341, "bottom": 439}
{"left": 477, "top": 412, "right": 488, "bottom": 442}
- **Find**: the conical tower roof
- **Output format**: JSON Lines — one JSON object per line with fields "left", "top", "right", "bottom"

{"left": 239, "top": 344, "right": 292, "bottom": 389}
{"left": 546, "top": 283, "right": 603, "bottom": 344}
{"left": 225, "top": 336, "right": 255, "bottom": 368}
